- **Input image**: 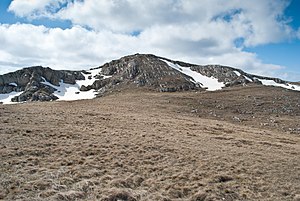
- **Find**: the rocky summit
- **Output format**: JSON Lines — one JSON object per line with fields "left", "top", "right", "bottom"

{"left": 0, "top": 54, "right": 299, "bottom": 104}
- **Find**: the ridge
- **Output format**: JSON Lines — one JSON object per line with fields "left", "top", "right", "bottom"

{"left": 0, "top": 54, "right": 299, "bottom": 104}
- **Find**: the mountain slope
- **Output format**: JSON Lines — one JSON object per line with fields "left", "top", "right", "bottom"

{"left": 1, "top": 89, "right": 299, "bottom": 200}
{"left": 0, "top": 54, "right": 299, "bottom": 104}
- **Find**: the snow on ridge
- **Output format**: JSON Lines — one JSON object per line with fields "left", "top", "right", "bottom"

{"left": 161, "top": 59, "right": 225, "bottom": 91}
{"left": 258, "top": 78, "right": 300, "bottom": 91}
{"left": 161, "top": 59, "right": 300, "bottom": 92}
{"left": 234, "top": 71, "right": 241, "bottom": 77}
{"left": 233, "top": 70, "right": 253, "bottom": 82}
{"left": 244, "top": 76, "right": 252, "bottom": 82}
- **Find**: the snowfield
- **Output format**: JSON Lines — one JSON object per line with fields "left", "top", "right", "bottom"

{"left": 257, "top": 79, "right": 300, "bottom": 91}
{"left": 162, "top": 59, "right": 225, "bottom": 91}
{"left": 0, "top": 91, "right": 23, "bottom": 104}
{"left": 41, "top": 79, "right": 96, "bottom": 101}
{"left": 40, "top": 68, "right": 108, "bottom": 101}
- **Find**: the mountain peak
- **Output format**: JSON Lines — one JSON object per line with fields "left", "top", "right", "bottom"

{"left": 0, "top": 54, "right": 299, "bottom": 104}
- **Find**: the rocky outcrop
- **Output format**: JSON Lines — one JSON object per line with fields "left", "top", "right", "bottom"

{"left": 0, "top": 66, "right": 84, "bottom": 102}
{"left": 81, "top": 54, "right": 291, "bottom": 94}
{"left": 0, "top": 54, "right": 297, "bottom": 103}
{"left": 81, "top": 54, "right": 199, "bottom": 93}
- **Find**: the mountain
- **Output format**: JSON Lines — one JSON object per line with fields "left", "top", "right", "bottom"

{"left": 0, "top": 54, "right": 299, "bottom": 104}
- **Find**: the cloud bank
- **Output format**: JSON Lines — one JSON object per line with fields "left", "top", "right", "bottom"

{"left": 0, "top": 0, "right": 298, "bottom": 79}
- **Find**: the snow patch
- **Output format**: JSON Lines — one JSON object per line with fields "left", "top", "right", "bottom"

{"left": 77, "top": 68, "right": 112, "bottom": 87}
{"left": 40, "top": 67, "right": 112, "bottom": 101}
{"left": 9, "top": 82, "right": 18, "bottom": 86}
{"left": 77, "top": 68, "right": 101, "bottom": 86}
{"left": 235, "top": 71, "right": 253, "bottom": 82}
{"left": 0, "top": 91, "right": 23, "bottom": 104}
{"left": 258, "top": 79, "right": 300, "bottom": 91}
{"left": 244, "top": 76, "right": 253, "bottom": 82}
{"left": 162, "top": 59, "right": 225, "bottom": 91}
{"left": 234, "top": 71, "right": 241, "bottom": 76}
{"left": 41, "top": 79, "right": 96, "bottom": 101}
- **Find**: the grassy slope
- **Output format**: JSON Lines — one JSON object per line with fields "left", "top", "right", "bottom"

{"left": 0, "top": 86, "right": 299, "bottom": 200}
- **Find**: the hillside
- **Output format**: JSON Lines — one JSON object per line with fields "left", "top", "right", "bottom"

{"left": 1, "top": 54, "right": 300, "bottom": 200}
{"left": 0, "top": 86, "right": 300, "bottom": 200}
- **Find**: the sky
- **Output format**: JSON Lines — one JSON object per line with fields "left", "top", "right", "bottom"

{"left": 0, "top": 0, "right": 299, "bottom": 81}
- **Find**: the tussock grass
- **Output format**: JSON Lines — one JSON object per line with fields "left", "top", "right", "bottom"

{"left": 1, "top": 87, "right": 300, "bottom": 200}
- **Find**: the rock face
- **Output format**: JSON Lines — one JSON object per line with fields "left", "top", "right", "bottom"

{"left": 0, "top": 66, "right": 84, "bottom": 102}
{"left": 0, "top": 54, "right": 298, "bottom": 103}
{"left": 80, "top": 54, "right": 291, "bottom": 93}
{"left": 83, "top": 54, "right": 199, "bottom": 93}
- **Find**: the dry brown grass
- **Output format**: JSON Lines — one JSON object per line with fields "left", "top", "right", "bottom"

{"left": 0, "top": 86, "right": 300, "bottom": 200}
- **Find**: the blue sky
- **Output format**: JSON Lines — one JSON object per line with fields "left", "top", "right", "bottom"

{"left": 246, "top": 0, "right": 300, "bottom": 80}
{"left": 0, "top": 0, "right": 72, "bottom": 28}
{"left": 0, "top": 0, "right": 299, "bottom": 81}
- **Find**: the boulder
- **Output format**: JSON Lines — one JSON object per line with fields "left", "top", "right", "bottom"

{"left": 31, "top": 90, "right": 58, "bottom": 101}
{"left": 80, "top": 85, "right": 91, "bottom": 91}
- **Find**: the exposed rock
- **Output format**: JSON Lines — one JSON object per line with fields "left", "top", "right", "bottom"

{"left": 11, "top": 87, "right": 58, "bottom": 102}
{"left": 1, "top": 54, "right": 298, "bottom": 103}
{"left": 81, "top": 54, "right": 198, "bottom": 94}
{"left": 80, "top": 85, "right": 90, "bottom": 92}
{"left": 102, "top": 64, "right": 118, "bottom": 76}
{"left": 0, "top": 85, "right": 16, "bottom": 94}
{"left": 0, "top": 66, "right": 84, "bottom": 102}
{"left": 31, "top": 90, "right": 59, "bottom": 102}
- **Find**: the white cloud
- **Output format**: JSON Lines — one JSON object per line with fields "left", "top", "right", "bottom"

{"left": 8, "top": 0, "right": 67, "bottom": 18}
{"left": 9, "top": 0, "right": 293, "bottom": 45}
{"left": 0, "top": 23, "right": 139, "bottom": 72}
{"left": 2, "top": 0, "right": 299, "bottom": 81}
{"left": 0, "top": 23, "right": 286, "bottom": 79}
